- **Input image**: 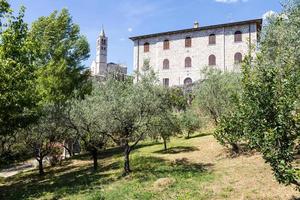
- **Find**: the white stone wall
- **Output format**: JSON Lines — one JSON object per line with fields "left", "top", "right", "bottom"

{"left": 133, "top": 22, "right": 258, "bottom": 86}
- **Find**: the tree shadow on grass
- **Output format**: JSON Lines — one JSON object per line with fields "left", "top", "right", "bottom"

{"left": 131, "top": 156, "right": 214, "bottom": 182}
{"left": 1, "top": 145, "right": 211, "bottom": 200}
{"left": 153, "top": 146, "right": 198, "bottom": 154}
{"left": 0, "top": 162, "right": 120, "bottom": 200}
{"left": 186, "top": 132, "right": 212, "bottom": 139}
{"left": 73, "top": 141, "right": 162, "bottom": 161}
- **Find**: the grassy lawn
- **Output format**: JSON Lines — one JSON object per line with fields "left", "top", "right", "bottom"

{"left": 1, "top": 133, "right": 299, "bottom": 200}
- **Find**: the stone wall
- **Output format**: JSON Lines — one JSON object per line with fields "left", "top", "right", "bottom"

{"left": 133, "top": 22, "right": 258, "bottom": 86}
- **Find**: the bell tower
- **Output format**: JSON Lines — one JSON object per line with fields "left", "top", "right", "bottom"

{"left": 95, "top": 26, "right": 108, "bottom": 75}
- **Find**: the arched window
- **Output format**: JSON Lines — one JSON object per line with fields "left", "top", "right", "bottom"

{"left": 185, "top": 57, "right": 192, "bottom": 68}
{"left": 184, "top": 77, "right": 192, "bottom": 86}
{"left": 209, "top": 34, "right": 216, "bottom": 45}
{"left": 163, "top": 39, "right": 169, "bottom": 50}
{"left": 144, "top": 42, "right": 149, "bottom": 52}
{"left": 234, "top": 52, "right": 243, "bottom": 64}
{"left": 209, "top": 55, "right": 216, "bottom": 66}
{"left": 234, "top": 31, "right": 242, "bottom": 42}
{"left": 163, "top": 59, "right": 169, "bottom": 69}
{"left": 185, "top": 37, "right": 192, "bottom": 47}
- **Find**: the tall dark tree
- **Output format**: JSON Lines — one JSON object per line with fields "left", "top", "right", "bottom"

{"left": 0, "top": 2, "right": 38, "bottom": 155}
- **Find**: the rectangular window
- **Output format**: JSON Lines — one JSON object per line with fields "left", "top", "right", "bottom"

{"left": 163, "top": 78, "right": 169, "bottom": 87}
{"left": 185, "top": 37, "right": 192, "bottom": 48}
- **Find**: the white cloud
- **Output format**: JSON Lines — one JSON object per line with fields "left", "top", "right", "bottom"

{"left": 127, "top": 27, "right": 133, "bottom": 32}
{"left": 262, "top": 10, "right": 277, "bottom": 20}
{"left": 215, "top": 0, "right": 248, "bottom": 3}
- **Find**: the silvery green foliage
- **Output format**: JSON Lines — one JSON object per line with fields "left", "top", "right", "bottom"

{"left": 193, "top": 66, "right": 241, "bottom": 125}
{"left": 69, "top": 68, "right": 172, "bottom": 173}
{"left": 216, "top": 1, "right": 300, "bottom": 189}
{"left": 25, "top": 104, "right": 66, "bottom": 174}
{"left": 180, "top": 109, "right": 201, "bottom": 139}
{"left": 68, "top": 80, "right": 108, "bottom": 152}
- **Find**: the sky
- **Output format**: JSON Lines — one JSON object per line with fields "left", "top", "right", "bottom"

{"left": 10, "top": 0, "right": 282, "bottom": 74}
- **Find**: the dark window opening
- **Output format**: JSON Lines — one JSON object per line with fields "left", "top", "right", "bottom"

{"left": 163, "top": 39, "right": 170, "bottom": 50}
{"left": 144, "top": 42, "right": 150, "bottom": 52}
{"left": 209, "top": 54, "right": 216, "bottom": 66}
{"left": 234, "top": 52, "right": 243, "bottom": 64}
{"left": 234, "top": 31, "right": 242, "bottom": 42}
{"left": 163, "top": 59, "right": 169, "bottom": 69}
{"left": 209, "top": 34, "right": 216, "bottom": 45}
{"left": 185, "top": 37, "right": 192, "bottom": 47}
{"left": 185, "top": 57, "right": 192, "bottom": 68}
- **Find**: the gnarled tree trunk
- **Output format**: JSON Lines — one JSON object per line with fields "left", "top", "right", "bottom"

{"left": 37, "top": 158, "right": 44, "bottom": 175}
{"left": 230, "top": 143, "right": 239, "bottom": 154}
{"left": 91, "top": 147, "right": 98, "bottom": 171}
{"left": 163, "top": 138, "right": 167, "bottom": 150}
{"left": 123, "top": 142, "right": 131, "bottom": 175}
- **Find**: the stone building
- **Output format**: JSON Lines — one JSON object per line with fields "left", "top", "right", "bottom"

{"left": 90, "top": 27, "right": 127, "bottom": 77}
{"left": 130, "top": 19, "right": 262, "bottom": 87}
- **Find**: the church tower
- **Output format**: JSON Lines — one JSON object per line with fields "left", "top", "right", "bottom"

{"left": 95, "top": 26, "right": 108, "bottom": 75}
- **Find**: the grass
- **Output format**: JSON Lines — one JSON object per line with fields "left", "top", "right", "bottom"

{"left": 1, "top": 132, "right": 299, "bottom": 200}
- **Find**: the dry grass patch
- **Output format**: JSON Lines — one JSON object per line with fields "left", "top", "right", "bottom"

{"left": 152, "top": 177, "right": 175, "bottom": 191}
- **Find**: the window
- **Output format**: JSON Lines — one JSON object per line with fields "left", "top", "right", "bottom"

{"left": 163, "top": 59, "right": 169, "bottom": 69}
{"left": 185, "top": 57, "right": 192, "bottom": 68}
{"left": 234, "top": 52, "right": 243, "bottom": 64}
{"left": 185, "top": 37, "right": 192, "bottom": 47}
{"left": 184, "top": 77, "right": 192, "bottom": 86}
{"left": 163, "top": 78, "right": 169, "bottom": 87}
{"left": 209, "top": 34, "right": 216, "bottom": 45}
{"left": 144, "top": 42, "right": 149, "bottom": 52}
{"left": 101, "top": 39, "right": 106, "bottom": 45}
{"left": 163, "top": 39, "right": 170, "bottom": 50}
{"left": 234, "top": 31, "right": 242, "bottom": 42}
{"left": 209, "top": 55, "right": 216, "bottom": 66}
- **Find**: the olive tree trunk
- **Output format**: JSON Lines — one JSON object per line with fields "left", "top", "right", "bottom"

{"left": 163, "top": 138, "right": 167, "bottom": 150}
{"left": 123, "top": 142, "right": 131, "bottom": 175}
{"left": 37, "top": 158, "right": 44, "bottom": 175}
{"left": 91, "top": 147, "right": 98, "bottom": 171}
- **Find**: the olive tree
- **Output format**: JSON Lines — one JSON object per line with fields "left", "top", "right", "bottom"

{"left": 67, "top": 87, "right": 108, "bottom": 171}
{"left": 99, "top": 70, "right": 168, "bottom": 175}
{"left": 193, "top": 67, "right": 241, "bottom": 125}
{"left": 25, "top": 105, "right": 66, "bottom": 175}
{"left": 216, "top": 1, "right": 300, "bottom": 188}
{"left": 180, "top": 109, "right": 201, "bottom": 139}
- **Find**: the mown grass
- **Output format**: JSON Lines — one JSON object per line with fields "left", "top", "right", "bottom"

{"left": 1, "top": 133, "right": 215, "bottom": 200}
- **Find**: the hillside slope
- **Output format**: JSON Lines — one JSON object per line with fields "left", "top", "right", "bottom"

{"left": 1, "top": 134, "right": 299, "bottom": 200}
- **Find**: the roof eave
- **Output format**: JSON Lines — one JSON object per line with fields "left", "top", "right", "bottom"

{"left": 129, "top": 18, "right": 262, "bottom": 41}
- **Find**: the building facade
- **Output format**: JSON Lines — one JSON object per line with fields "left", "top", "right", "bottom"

{"left": 91, "top": 27, "right": 127, "bottom": 77}
{"left": 130, "top": 19, "right": 262, "bottom": 87}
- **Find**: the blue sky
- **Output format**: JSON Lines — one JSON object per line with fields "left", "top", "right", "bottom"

{"left": 10, "top": 0, "right": 282, "bottom": 74}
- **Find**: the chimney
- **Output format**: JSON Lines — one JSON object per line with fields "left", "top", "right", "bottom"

{"left": 194, "top": 21, "right": 199, "bottom": 28}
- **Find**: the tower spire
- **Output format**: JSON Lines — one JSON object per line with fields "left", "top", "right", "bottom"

{"left": 100, "top": 25, "right": 105, "bottom": 37}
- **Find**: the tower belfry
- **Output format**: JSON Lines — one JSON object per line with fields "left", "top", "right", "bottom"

{"left": 95, "top": 25, "right": 108, "bottom": 75}
{"left": 90, "top": 26, "right": 127, "bottom": 77}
